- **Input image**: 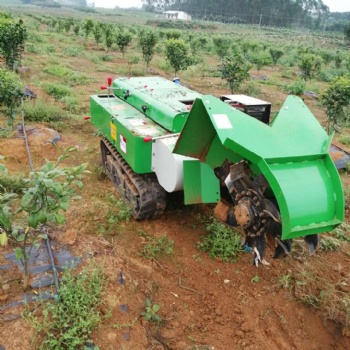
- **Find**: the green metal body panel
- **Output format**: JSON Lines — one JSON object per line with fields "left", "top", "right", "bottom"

{"left": 90, "top": 94, "right": 167, "bottom": 173}
{"left": 174, "top": 95, "right": 344, "bottom": 240}
{"left": 112, "top": 77, "right": 202, "bottom": 133}
{"left": 183, "top": 160, "right": 221, "bottom": 204}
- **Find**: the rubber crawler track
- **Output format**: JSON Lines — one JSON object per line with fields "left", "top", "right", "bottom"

{"left": 100, "top": 138, "right": 167, "bottom": 220}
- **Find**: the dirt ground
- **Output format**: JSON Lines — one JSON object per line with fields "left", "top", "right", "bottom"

{"left": 1, "top": 114, "right": 350, "bottom": 350}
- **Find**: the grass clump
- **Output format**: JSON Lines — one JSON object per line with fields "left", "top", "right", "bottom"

{"left": 0, "top": 173, "right": 27, "bottom": 194}
{"left": 43, "top": 64, "right": 70, "bottom": 77}
{"left": 320, "top": 236, "right": 341, "bottom": 251}
{"left": 42, "top": 82, "right": 74, "bottom": 100}
{"left": 333, "top": 224, "right": 350, "bottom": 243}
{"left": 26, "top": 264, "right": 106, "bottom": 350}
{"left": 339, "top": 136, "right": 350, "bottom": 146}
{"left": 139, "top": 230, "right": 174, "bottom": 259}
{"left": 197, "top": 218, "right": 243, "bottom": 262}
{"left": 64, "top": 46, "right": 84, "bottom": 57}
{"left": 24, "top": 98, "right": 67, "bottom": 123}
{"left": 97, "top": 196, "right": 131, "bottom": 235}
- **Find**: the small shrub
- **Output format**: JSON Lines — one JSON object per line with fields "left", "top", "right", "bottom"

{"left": 282, "top": 79, "right": 305, "bottom": 95}
{"left": 317, "top": 68, "right": 347, "bottom": 82}
{"left": 242, "top": 81, "right": 261, "bottom": 97}
{"left": 281, "top": 69, "right": 293, "bottom": 79}
{"left": 197, "top": 218, "right": 243, "bottom": 262}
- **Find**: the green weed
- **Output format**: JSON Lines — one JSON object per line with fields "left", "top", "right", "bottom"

{"left": 278, "top": 274, "right": 292, "bottom": 289}
{"left": 26, "top": 264, "right": 106, "bottom": 350}
{"left": 197, "top": 218, "right": 242, "bottom": 262}
{"left": 141, "top": 298, "right": 161, "bottom": 322}
{"left": 251, "top": 275, "right": 260, "bottom": 283}
{"left": 139, "top": 231, "right": 174, "bottom": 259}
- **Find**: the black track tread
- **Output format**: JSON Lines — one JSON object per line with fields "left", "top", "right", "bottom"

{"left": 101, "top": 138, "right": 167, "bottom": 220}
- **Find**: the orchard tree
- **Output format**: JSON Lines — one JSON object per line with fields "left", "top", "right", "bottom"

{"left": 213, "top": 36, "right": 231, "bottom": 59}
{"left": 249, "top": 52, "right": 271, "bottom": 71}
{"left": 116, "top": 29, "right": 132, "bottom": 57}
{"left": 298, "top": 53, "right": 322, "bottom": 81}
{"left": 102, "top": 24, "right": 114, "bottom": 52}
{"left": 92, "top": 21, "right": 102, "bottom": 47}
{"left": 220, "top": 54, "right": 251, "bottom": 93}
{"left": 321, "top": 76, "right": 350, "bottom": 133}
{"left": 0, "top": 149, "right": 87, "bottom": 290}
{"left": 0, "top": 15, "right": 27, "bottom": 70}
{"left": 165, "top": 38, "right": 193, "bottom": 76}
{"left": 345, "top": 21, "right": 350, "bottom": 42}
{"left": 269, "top": 48, "right": 284, "bottom": 65}
{"left": 82, "top": 18, "right": 94, "bottom": 41}
{"left": 73, "top": 23, "right": 80, "bottom": 36}
{"left": 139, "top": 29, "right": 158, "bottom": 69}
{"left": 0, "top": 67, "right": 24, "bottom": 127}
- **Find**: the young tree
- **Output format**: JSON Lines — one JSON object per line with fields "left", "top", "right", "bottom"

{"left": 92, "top": 21, "right": 102, "bottom": 48}
{"left": 220, "top": 54, "right": 251, "bottom": 93}
{"left": 165, "top": 38, "right": 193, "bottom": 76}
{"left": 298, "top": 53, "right": 322, "bottom": 81}
{"left": 0, "top": 67, "right": 24, "bottom": 127}
{"left": 138, "top": 29, "right": 158, "bottom": 70}
{"left": 0, "top": 15, "right": 27, "bottom": 70}
{"left": 213, "top": 36, "right": 231, "bottom": 59}
{"left": 0, "top": 149, "right": 87, "bottom": 290}
{"left": 269, "top": 48, "right": 284, "bottom": 65}
{"left": 116, "top": 29, "right": 132, "bottom": 57}
{"left": 82, "top": 18, "right": 94, "bottom": 41}
{"left": 102, "top": 24, "right": 114, "bottom": 52}
{"left": 321, "top": 76, "right": 350, "bottom": 133}
{"left": 249, "top": 52, "right": 271, "bottom": 72}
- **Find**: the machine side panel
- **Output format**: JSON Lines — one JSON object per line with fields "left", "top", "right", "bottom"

{"left": 90, "top": 94, "right": 167, "bottom": 174}
{"left": 183, "top": 160, "right": 221, "bottom": 204}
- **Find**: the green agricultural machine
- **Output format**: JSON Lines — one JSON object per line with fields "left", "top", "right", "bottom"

{"left": 90, "top": 76, "right": 344, "bottom": 265}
